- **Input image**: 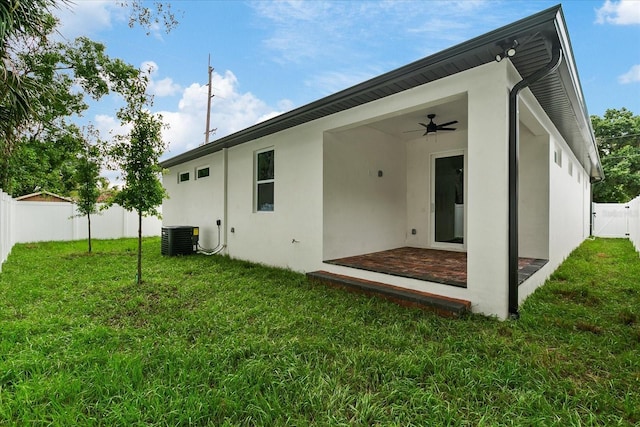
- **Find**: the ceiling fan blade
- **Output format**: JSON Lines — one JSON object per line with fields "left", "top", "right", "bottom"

{"left": 418, "top": 123, "right": 428, "bottom": 128}
{"left": 402, "top": 129, "right": 423, "bottom": 133}
{"left": 423, "top": 131, "right": 429, "bottom": 136}
{"left": 437, "top": 120, "right": 458, "bottom": 127}
{"left": 439, "top": 127, "right": 457, "bottom": 131}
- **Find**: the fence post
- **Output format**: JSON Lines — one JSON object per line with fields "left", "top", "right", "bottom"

{"left": 0, "top": 190, "right": 16, "bottom": 272}
{"left": 0, "top": 190, "right": 5, "bottom": 270}
{"left": 122, "top": 205, "right": 127, "bottom": 238}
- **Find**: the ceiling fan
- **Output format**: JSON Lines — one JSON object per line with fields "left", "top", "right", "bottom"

{"left": 405, "top": 114, "right": 458, "bottom": 136}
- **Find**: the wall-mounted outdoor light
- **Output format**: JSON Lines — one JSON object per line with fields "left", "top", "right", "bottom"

{"left": 495, "top": 39, "right": 519, "bottom": 62}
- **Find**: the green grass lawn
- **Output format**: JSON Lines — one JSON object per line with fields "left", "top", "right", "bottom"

{"left": 0, "top": 237, "right": 639, "bottom": 426}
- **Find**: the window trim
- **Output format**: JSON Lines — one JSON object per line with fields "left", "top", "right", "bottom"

{"left": 254, "top": 147, "right": 275, "bottom": 212}
{"left": 178, "top": 171, "right": 190, "bottom": 183}
{"left": 553, "top": 147, "right": 562, "bottom": 167}
{"left": 196, "top": 165, "right": 210, "bottom": 180}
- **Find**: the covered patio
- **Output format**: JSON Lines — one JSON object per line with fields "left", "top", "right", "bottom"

{"left": 325, "top": 247, "right": 548, "bottom": 288}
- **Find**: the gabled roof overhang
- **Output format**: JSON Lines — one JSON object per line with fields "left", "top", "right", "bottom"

{"left": 161, "top": 5, "right": 602, "bottom": 181}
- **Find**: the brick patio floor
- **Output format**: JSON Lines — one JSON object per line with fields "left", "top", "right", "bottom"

{"left": 325, "top": 247, "right": 548, "bottom": 288}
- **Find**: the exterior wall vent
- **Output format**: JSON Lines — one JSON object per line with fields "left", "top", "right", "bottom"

{"left": 161, "top": 226, "right": 199, "bottom": 256}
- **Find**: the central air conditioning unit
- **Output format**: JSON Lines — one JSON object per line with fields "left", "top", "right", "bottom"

{"left": 161, "top": 226, "right": 199, "bottom": 256}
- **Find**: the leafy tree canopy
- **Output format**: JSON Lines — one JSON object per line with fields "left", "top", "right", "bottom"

{"left": 0, "top": 0, "right": 179, "bottom": 197}
{"left": 0, "top": 3, "right": 138, "bottom": 196}
{"left": 592, "top": 108, "right": 640, "bottom": 203}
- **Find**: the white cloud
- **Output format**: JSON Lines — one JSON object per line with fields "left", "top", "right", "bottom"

{"left": 158, "top": 70, "right": 290, "bottom": 158}
{"left": 619, "top": 64, "right": 640, "bottom": 83}
{"left": 150, "top": 78, "right": 182, "bottom": 97}
{"left": 595, "top": 0, "right": 640, "bottom": 25}
{"left": 94, "top": 114, "right": 129, "bottom": 139}
{"left": 140, "top": 61, "right": 182, "bottom": 97}
{"left": 54, "top": 1, "right": 167, "bottom": 41}
{"left": 92, "top": 114, "right": 130, "bottom": 187}
{"left": 148, "top": 21, "right": 165, "bottom": 41}
{"left": 54, "top": 1, "right": 124, "bottom": 40}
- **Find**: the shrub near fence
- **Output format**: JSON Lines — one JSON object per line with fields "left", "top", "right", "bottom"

{"left": 0, "top": 191, "right": 161, "bottom": 271}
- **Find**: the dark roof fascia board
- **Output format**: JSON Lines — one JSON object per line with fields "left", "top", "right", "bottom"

{"left": 162, "top": 5, "right": 575, "bottom": 169}
{"left": 554, "top": 8, "right": 604, "bottom": 179}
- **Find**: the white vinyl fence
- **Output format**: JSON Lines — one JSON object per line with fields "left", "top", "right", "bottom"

{"left": 592, "top": 202, "right": 631, "bottom": 238}
{"left": 593, "top": 195, "right": 640, "bottom": 255}
{"left": 0, "top": 190, "right": 16, "bottom": 270}
{"left": 0, "top": 189, "right": 161, "bottom": 271}
{"left": 628, "top": 196, "right": 640, "bottom": 254}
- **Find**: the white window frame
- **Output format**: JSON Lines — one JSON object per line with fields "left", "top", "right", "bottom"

{"left": 178, "top": 171, "right": 190, "bottom": 183}
{"left": 195, "top": 165, "right": 210, "bottom": 180}
{"left": 254, "top": 148, "right": 275, "bottom": 212}
{"left": 554, "top": 147, "right": 562, "bottom": 167}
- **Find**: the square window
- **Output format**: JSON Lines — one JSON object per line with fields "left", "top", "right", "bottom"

{"left": 255, "top": 149, "right": 274, "bottom": 212}
{"left": 179, "top": 172, "right": 190, "bottom": 183}
{"left": 197, "top": 167, "right": 210, "bottom": 179}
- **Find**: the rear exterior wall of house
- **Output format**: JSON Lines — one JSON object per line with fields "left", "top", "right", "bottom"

{"left": 162, "top": 60, "right": 593, "bottom": 318}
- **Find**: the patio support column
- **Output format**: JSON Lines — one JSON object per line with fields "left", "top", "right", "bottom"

{"left": 466, "top": 62, "right": 511, "bottom": 319}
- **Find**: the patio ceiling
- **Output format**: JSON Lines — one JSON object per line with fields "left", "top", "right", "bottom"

{"left": 363, "top": 96, "right": 468, "bottom": 142}
{"left": 161, "top": 5, "right": 602, "bottom": 181}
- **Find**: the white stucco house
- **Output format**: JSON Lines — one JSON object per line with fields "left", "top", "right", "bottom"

{"left": 160, "top": 5, "right": 603, "bottom": 319}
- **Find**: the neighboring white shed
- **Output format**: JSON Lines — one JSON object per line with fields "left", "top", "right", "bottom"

{"left": 161, "top": 5, "right": 602, "bottom": 319}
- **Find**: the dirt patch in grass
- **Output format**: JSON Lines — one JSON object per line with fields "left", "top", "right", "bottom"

{"left": 575, "top": 321, "right": 603, "bottom": 334}
{"left": 618, "top": 309, "right": 637, "bottom": 326}
{"left": 552, "top": 287, "right": 601, "bottom": 306}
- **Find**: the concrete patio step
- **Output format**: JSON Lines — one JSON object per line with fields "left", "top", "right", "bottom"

{"left": 306, "top": 270, "right": 471, "bottom": 318}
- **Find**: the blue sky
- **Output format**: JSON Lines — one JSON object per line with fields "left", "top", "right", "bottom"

{"left": 55, "top": 1, "right": 640, "bottom": 159}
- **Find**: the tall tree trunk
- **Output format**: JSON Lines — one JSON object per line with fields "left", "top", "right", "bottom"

{"left": 137, "top": 211, "right": 142, "bottom": 284}
{"left": 87, "top": 212, "right": 92, "bottom": 253}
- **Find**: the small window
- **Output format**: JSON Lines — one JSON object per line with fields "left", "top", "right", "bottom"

{"left": 179, "top": 172, "right": 190, "bottom": 183}
{"left": 255, "top": 149, "right": 274, "bottom": 212}
{"left": 577, "top": 171, "right": 581, "bottom": 183}
{"left": 196, "top": 166, "right": 210, "bottom": 179}
{"left": 554, "top": 148, "right": 562, "bottom": 167}
{"left": 568, "top": 162, "right": 573, "bottom": 176}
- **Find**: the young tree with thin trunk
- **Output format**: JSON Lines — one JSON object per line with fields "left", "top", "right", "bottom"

{"left": 74, "top": 127, "right": 103, "bottom": 253}
{"left": 111, "top": 75, "right": 167, "bottom": 284}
